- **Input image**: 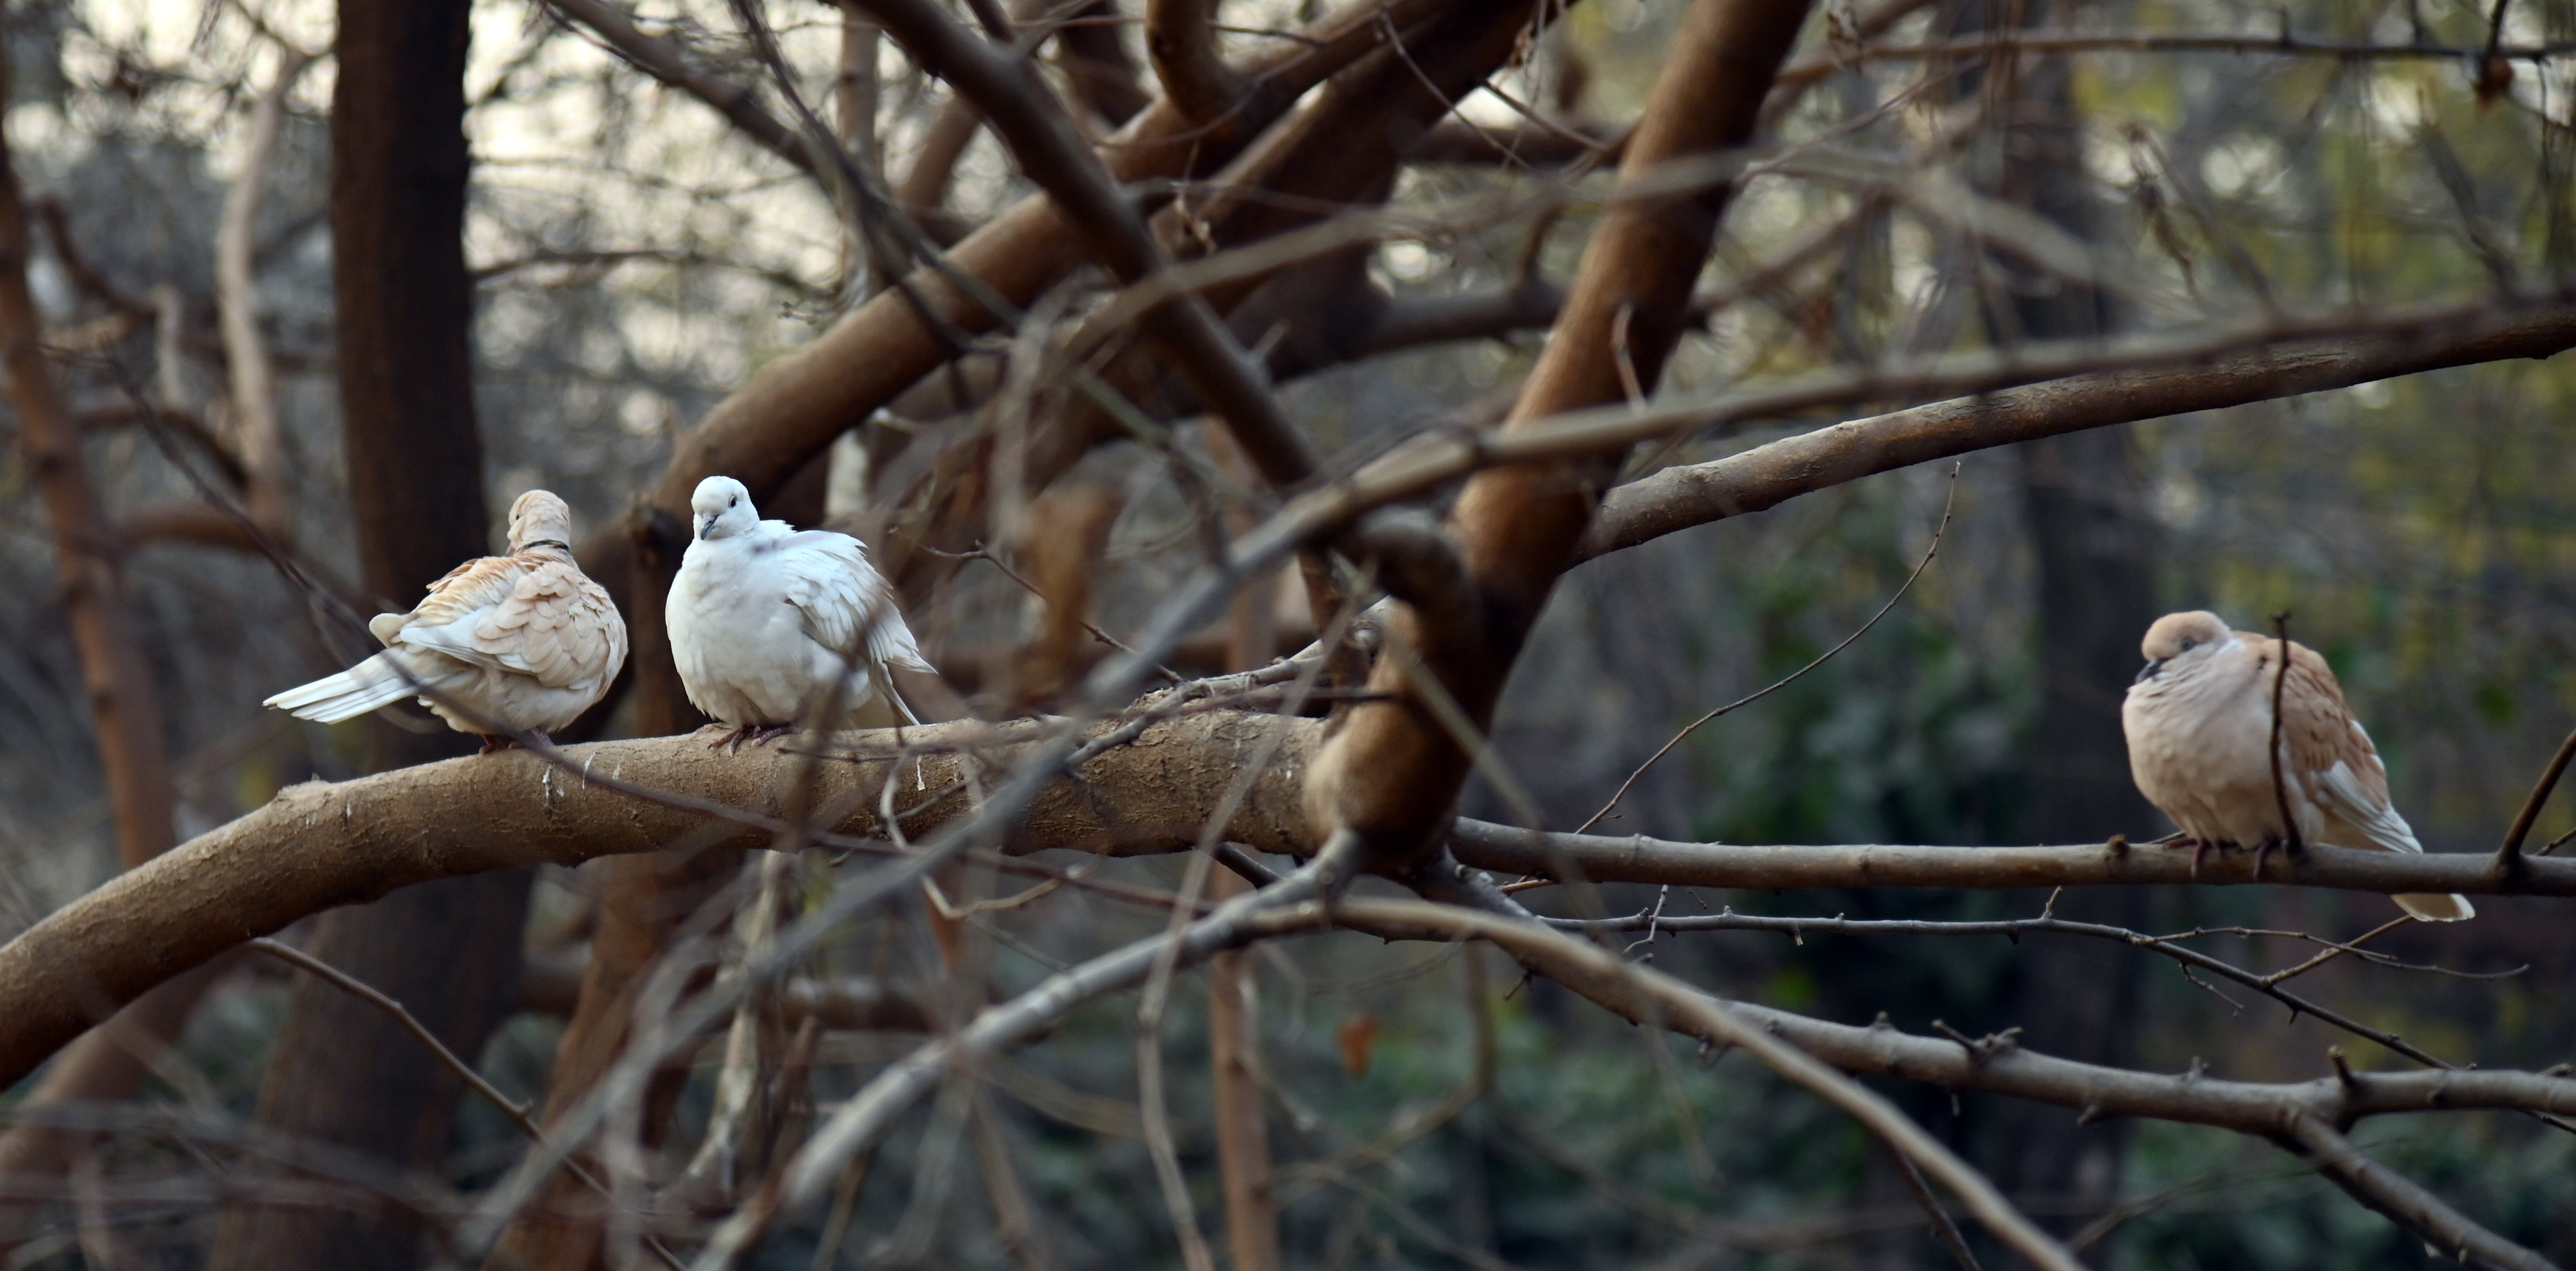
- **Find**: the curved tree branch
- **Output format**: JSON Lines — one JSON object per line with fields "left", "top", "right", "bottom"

{"left": 1580, "top": 305, "right": 2576, "bottom": 560}
{"left": 0, "top": 711, "right": 1317, "bottom": 1091}
{"left": 1146, "top": 0, "right": 1242, "bottom": 121}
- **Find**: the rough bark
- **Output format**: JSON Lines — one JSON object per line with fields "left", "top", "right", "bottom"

{"left": 0, "top": 711, "right": 1321, "bottom": 1090}
{"left": 1305, "top": 0, "right": 1821, "bottom": 860}
{"left": 0, "top": 32, "right": 184, "bottom": 1209}
{"left": 210, "top": 4, "right": 526, "bottom": 1267}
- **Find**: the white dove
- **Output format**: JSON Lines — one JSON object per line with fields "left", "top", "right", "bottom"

{"left": 2123, "top": 611, "right": 2472, "bottom": 921}
{"left": 266, "top": 489, "right": 629, "bottom": 752}
{"left": 667, "top": 475, "right": 934, "bottom": 750}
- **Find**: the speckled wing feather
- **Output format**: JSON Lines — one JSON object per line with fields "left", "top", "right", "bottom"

{"left": 2238, "top": 633, "right": 2389, "bottom": 802}
{"left": 473, "top": 557, "right": 627, "bottom": 687}
{"left": 394, "top": 552, "right": 626, "bottom": 688}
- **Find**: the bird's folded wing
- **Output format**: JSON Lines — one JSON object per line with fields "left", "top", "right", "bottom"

{"left": 2252, "top": 635, "right": 2424, "bottom": 855}
{"left": 775, "top": 533, "right": 934, "bottom": 673}
{"left": 458, "top": 558, "right": 624, "bottom": 688}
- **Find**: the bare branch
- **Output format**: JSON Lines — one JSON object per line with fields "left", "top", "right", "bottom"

{"left": 1582, "top": 303, "right": 2576, "bottom": 560}
{"left": 544, "top": 0, "right": 820, "bottom": 181}
{"left": 2284, "top": 1114, "right": 2552, "bottom": 1271}
{"left": 1146, "top": 0, "right": 1243, "bottom": 121}
{"left": 215, "top": 44, "right": 316, "bottom": 538}
{"left": 1449, "top": 820, "right": 2576, "bottom": 900}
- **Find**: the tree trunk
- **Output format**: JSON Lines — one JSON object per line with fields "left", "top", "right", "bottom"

{"left": 0, "top": 34, "right": 185, "bottom": 1212}
{"left": 209, "top": 3, "right": 529, "bottom": 1267}
{"left": 1986, "top": 1, "right": 2159, "bottom": 1239}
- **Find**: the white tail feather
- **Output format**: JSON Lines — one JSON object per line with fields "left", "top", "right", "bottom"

{"left": 263, "top": 653, "right": 418, "bottom": 723}
{"left": 2396, "top": 892, "right": 2477, "bottom": 922}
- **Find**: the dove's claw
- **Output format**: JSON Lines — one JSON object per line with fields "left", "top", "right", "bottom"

{"left": 2251, "top": 837, "right": 2274, "bottom": 880}
{"left": 749, "top": 724, "right": 793, "bottom": 747}
{"left": 2185, "top": 837, "right": 2210, "bottom": 878}
{"left": 477, "top": 734, "right": 506, "bottom": 756}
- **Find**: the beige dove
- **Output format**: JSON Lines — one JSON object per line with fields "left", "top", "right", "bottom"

{"left": 265, "top": 490, "right": 629, "bottom": 752}
{"left": 2122, "top": 611, "right": 2471, "bottom": 921}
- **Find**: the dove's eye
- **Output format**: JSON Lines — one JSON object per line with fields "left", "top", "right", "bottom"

{"left": 2179, "top": 638, "right": 2197, "bottom": 652}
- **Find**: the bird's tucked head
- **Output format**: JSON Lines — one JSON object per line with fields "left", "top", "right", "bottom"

{"left": 2135, "top": 610, "right": 2232, "bottom": 684}
{"left": 508, "top": 489, "right": 575, "bottom": 554}
{"left": 691, "top": 476, "right": 759, "bottom": 542}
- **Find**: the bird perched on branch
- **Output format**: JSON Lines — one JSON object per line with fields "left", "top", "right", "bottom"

{"left": 265, "top": 490, "right": 628, "bottom": 753}
{"left": 668, "top": 475, "right": 934, "bottom": 750}
{"left": 2123, "top": 610, "right": 2472, "bottom": 921}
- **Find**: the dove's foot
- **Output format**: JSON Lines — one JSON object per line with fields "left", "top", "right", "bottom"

{"left": 477, "top": 734, "right": 507, "bottom": 756}
{"left": 708, "top": 725, "right": 755, "bottom": 752}
{"left": 745, "top": 723, "right": 793, "bottom": 748}
{"left": 2177, "top": 836, "right": 2210, "bottom": 877}
{"left": 2250, "top": 833, "right": 2297, "bottom": 880}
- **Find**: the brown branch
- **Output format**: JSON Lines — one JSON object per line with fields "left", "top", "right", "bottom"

{"left": 691, "top": 832, "right": 1375, "bottom": 1269}
{"left": 215, "top": 44, "right": 314, "bottom": 539}
{"left": 748, "top": 885, "right": 2083, "bottom": 1271}
{"left": 2496, "top": 723, "right": 2576, "bottom": 867}
{"left": 1205, "top": 871, "right": 1279, "bottom": 1271}
{"left": 1146, "top": 0, "right": 1243, "bottom": 121}
{"left": 1054, "top": 0, "right": 1150, "bottom": 124}
{"left": 856, "top": 0, "right": 1320, "bottom": 488}
{"left": 1324, "top": 900, "right": 2561, "bottom": 1266}
{"left": 1446, "top": 820, "right": 2576, "bottom": 898}
{"left": 1580, "top": 303, "right": 2576, "bottom": 560}
{"left": 1767, "top": 28, "right": 2576, "bottom": 96}
{"left": 2284, "top": 1114, "right": 2552, "bottom": 1271}
{"left": 1305, "top": 0, "right": 1820, "bottom": 864}
{"left": 0, "top": 712, "right": 1319, "bottom": 1090}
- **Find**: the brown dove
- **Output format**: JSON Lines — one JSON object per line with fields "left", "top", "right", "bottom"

{"left": 265, "top": 489, "right": 628, "bottom": 752}
{"left": 2122, "top": 611, "right": 2470, "bottom": 921}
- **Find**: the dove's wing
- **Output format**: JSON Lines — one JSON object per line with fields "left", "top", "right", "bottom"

{"left": 2246, "top": 634, "right": 2471, "bottom": 921}
{"left": 772, "top": 531, "right": 934, "bottom": 673}
{"left": 472, "top": 558, "right": 627, "bottom": 687}
{"left": 398, "top": 554, "right": 626, "bottom": 688}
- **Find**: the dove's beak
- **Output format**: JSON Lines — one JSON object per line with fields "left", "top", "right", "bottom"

{"left": 2134, "top": 658, "right": 2164, "bottom": 684}
{"left": 696, "top": 513, "right": 717, "bottom": 540}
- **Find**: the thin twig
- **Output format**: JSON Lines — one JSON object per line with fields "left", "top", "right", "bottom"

{"left": 243, "top": 939, "right": 688, "bottom": 1270}
{"left": 2266, "top": 612, "right": 2302, "bottom": 857}
{"left": 2495, "top": 722, "right": 2576, "bottom": 868}
{"left": 1576, "top": 464, "right": 1958, "bottom": 833}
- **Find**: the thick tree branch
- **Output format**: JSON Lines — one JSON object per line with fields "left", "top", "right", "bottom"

{"left": 17, "top": 718, "right": 2576, "bottom": 1101}
{"left": 1304, "top": 0, "right": 1818, "bottom": 862}
{"left": 0, "top": 712, "right": 1316, "bottom": 1090}
{"left": 1581, "top": 304, "right": 2576, "bottom": 559}
{"left": 855, "top": 0, "right": 1320, "bottom": 488}
{"left": 1145, "top": 0, "right": 1242, "bottom": 121}
{"left": 647, "top": 0, "right": 1463, "bottom": 520}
